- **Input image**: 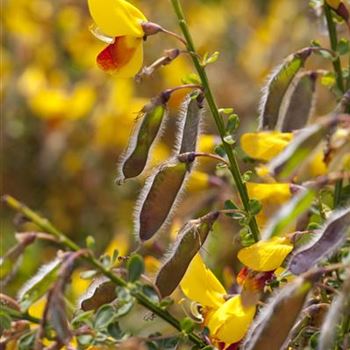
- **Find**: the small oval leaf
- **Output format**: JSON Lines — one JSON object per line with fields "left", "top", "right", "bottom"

{"left": 127, "top": 254, "right": 145, "bottom": 282}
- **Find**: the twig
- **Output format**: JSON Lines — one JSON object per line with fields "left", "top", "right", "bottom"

{"left": 2, "top": 195, "right": 207, "bottom": 349}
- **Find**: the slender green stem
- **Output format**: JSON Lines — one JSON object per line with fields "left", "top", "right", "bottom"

{"left": 2, "top": 195, "right": 206, "bottom": 348}
{"left": 324, "top": 4, "right": 345, "bottom": 208}
{"left": 170, "top": 0, "right": 260, "bottom": 242}
{"left": 1, "top": 305, "right": 41, "bottom": 324}
{"left": 324, "top": 4, "right": 345, "bottom": 93}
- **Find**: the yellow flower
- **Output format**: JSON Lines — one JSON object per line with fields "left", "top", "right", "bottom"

{"left": 241, "top": 131, "right": 292, "bottom": 162}
{"left": 241, "top": 131, "right": 327, "bottom": 178}
{"left": 238, "top": 236, "right": 293, "bottom": 272}
{"left": 88, "top": 0, "right": 147, "bottom": 76}
{"left": 246, "top": 182, "right": 292, "bottom": 228}
{"left": 180, "top": 254, "right": 256, "bottom": 346}
{"left": 326, "top": 0, "right": 341, "bottom": 9}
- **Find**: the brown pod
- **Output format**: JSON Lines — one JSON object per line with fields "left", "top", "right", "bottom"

{"left": 243, "top": 272, "right": 320, "bottom": 350}
{"left": 259, "top": 48, "right": 312, "bottom": 130}
{"left": 178, "top": 92, "right": 204, "bottom": 154}
{"left": 135, "top": 157, "right": 193, "bottom": 241}
{"left": 278, "top": 71, "right": 317, "bottom": 132}
{"left": 118, "top": 92, "right": 169, "bottom": 181}
{"left": 155, "top": 211, "right": 219, "bottom": 297}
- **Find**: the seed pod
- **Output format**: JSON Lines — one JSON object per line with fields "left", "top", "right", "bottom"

{"left": 288, "top": 207, "right": 350, "bottom": 275}
{"left": 80, "top": 278, "right": 116, "bottom": 311}
{"left": 243, "top": 272, "right": 320, "bottom": 350}
{"left": 18, "top": 258, "right": 62, "bottom": 311}
{"left": 278, "top": 71, "right": 317, "bottom": 132}
{"left": 155, "top": 211, "right": 219, "bottom": 297}
{"left": 135, "top": 157, "right": 193, "bottom": 241}
{"left": 259, "top": 48, "right": 312, "bottom": 130}
{"left": 318, "top": 272, "right": 350, "bottom": 350}
{"left": 177, "top": 92, "right": 204, "bottom": 154}
{"left": 268, "top": 123, "right": 328, "bottom": 181}
{"left": 0, "top": 233, "right": 36, "bottom": 287}
{"left": 118, "top": 92, "right": 170, "bottom": 181}
{"left": 262, "top": 188, "right": 316, "bottom": 240}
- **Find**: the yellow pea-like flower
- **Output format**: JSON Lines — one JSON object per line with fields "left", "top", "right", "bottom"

{"left": 246, "top": 182, "right": 292, "bottom": 228}
{"left": 237, "top": 236, "right": 293, "bottom": 272}
{"left": 240, "top": 131, "right": 292, "bottom": 162}
{"left": 180, "top": 254, "right": 256, "bottom": 346}
{"left": 88, "top": 0, "right": 147, "bottom": 77}
{"left": 326, "top": 0, "right": 341, "bottom": 10}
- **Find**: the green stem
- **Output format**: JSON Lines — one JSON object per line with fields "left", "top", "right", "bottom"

{"left": 2, "top": 195, "right": 206, "bottom": 348}
{"left": 324, "top": 4, "right": 345, "bottom": 93}
{"left": 2, "top": 305, "right": 41, "bottom": 324}
{"left": 170, "top": 0, "right": 260, "bottom": 242}
{"left": 324, "top": 4, "right": 344, "bottom": 208}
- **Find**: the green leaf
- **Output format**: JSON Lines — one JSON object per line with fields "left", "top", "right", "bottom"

{"left": 249, "top": 199, "right": 262, "bottom": 216}
{"left": 180, "top": 317, "right": 195, "bottom": 333}
{"left": 337, "top": 38, "right": 350, "bottom": 55}
{"left": 127, "top": 254, "right": 144, "bottom": 282}
{"left": 214, "top": 144, "right": 226, "bottom": 157}
{"left": 219, "top": 108, "right": 234, "bottom": 115}
{"left": 94, "top": 304, "right": 115, "bottom": 329}
{"left": 0, "top": 310, "right": 12, "bottom": 332}
{"left": 77, "top": 334, "right": 94, "bottom": 346}
{"left": 86, "top": 235, "right": 96, "bottom": 251}
{"left": 71, "top": 310, "right": 94, "bottom": 327}
{"left": 203, "top": 51, "right": 220, "bottom": 65}
{"left": 223, "top": 134, "right": 235, "bottom": 145}
{"left": 240, "top": 227, "right": 255, "bottom": 247}
{"left": 80, "top": 270, "right": 98, "bottom": 280}
{"left": 226, "top": 113, "right": 240, "bottom": 134}
{"left": 107, "top": 321, "right": 125, "bottom": 340}
{"left": 181, "top": 73, "right": 201, "bottom": 85}
{"left": 18, "top": 332, "right": 36, "bottom": 350}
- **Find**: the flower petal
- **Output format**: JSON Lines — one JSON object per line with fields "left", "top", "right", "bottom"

{"left": 88, "top": 0, "right": 146, "bottom": 37}
{"left": 247, "top": 182, "right": 292, "bottom": 227}
{"left": 241, "top": 132, "right": 292, "bottom": 162}
{"left": 238, "top": 237, "right": 293, "bottom": 272}
{"left": 180, "top": 254, "right": 226, "bottom": 309}
{"left": 97, "top": 36, "right": 143, "bottom": 77}
{"left": 207, "top": 295, "right": 256, "bottom": 344}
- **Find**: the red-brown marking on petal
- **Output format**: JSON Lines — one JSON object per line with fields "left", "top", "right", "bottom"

{"left": 237, "top": 267, "right": 274, "bottom": 292}
{"left": 96, "top": 36, "right": 136, "bottom": 72}
{"left": 237, "top": 267, "right": 249, "bottom": 286}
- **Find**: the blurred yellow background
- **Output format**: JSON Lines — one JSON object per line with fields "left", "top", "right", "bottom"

{"left": 1, "top": 0, "right": 340, "bottom": 294}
